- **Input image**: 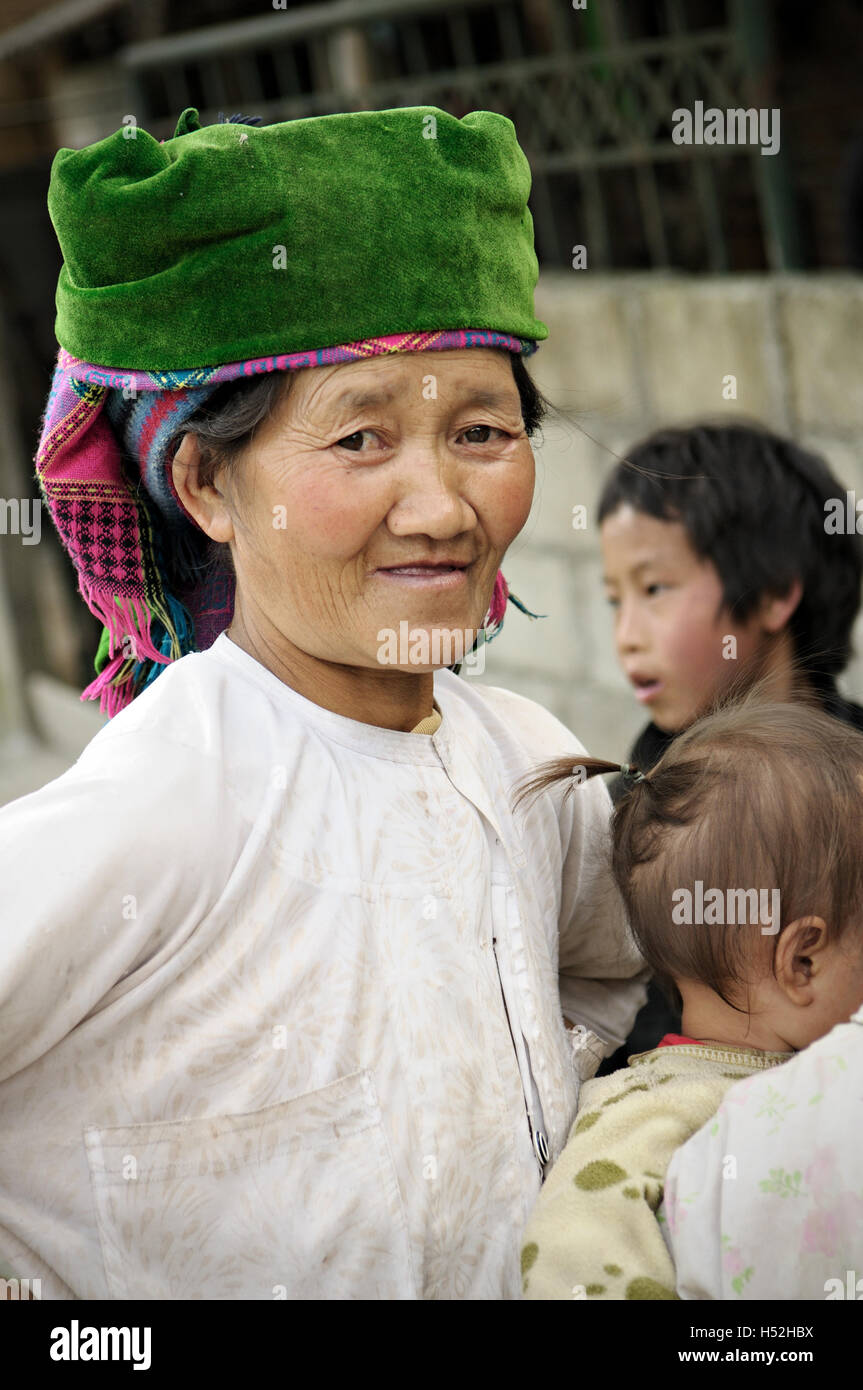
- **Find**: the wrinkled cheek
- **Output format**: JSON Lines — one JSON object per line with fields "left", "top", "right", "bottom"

{"left": 287, "top": 477, "right": 381, "bottom": 557}
{"left": 488, "top": 456, "right": 535, "bottom": 546}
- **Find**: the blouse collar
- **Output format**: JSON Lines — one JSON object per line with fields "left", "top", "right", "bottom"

{"left": 210, "top": 631, "right": 453, "bottom": 765}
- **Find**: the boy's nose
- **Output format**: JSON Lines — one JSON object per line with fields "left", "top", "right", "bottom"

{"left": 615, "top": 601, "right": 645, "bottom": 655}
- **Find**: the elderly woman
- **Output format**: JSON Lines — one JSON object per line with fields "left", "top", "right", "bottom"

{"left": 0, "top": 105, "right": 644, "bottom": 1300}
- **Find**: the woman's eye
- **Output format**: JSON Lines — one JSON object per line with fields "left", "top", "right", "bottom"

{"left": 335, "top": 425, "right": 512, "bottom": 451}
{"left": 605, "top": 594, "right": 620, "bottom": 609}
{"left": 335, "top": 430, "right": 377, "bottom": 452}
{"left": 460, "top": 425, "right": 508, "bottom": 445}
{"left": 645, "top": 582, "right": 667, "bottom": 597}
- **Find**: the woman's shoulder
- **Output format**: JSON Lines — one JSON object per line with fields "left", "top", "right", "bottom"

{"left": 71, "top": 633, "right": 308, "bottom": 782}
{"left": 77, "top": 643, "right": 244, "bottom": 765}
{"left": 1, "top": 646, "right": 241, "bottom": 838}
{"left": 436, "top": 670, "right": 590, "bottom": 760}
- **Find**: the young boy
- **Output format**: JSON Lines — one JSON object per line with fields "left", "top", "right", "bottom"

{"left": 597, "top": 422, "right": 863, "bottom": 1062}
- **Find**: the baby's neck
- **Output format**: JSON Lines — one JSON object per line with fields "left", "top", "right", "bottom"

{"left": 679, "top": 989, "right": 794, "bottom": 1055}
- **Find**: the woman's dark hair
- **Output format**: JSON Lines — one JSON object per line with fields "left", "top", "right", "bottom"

{"left": 168, "top": 349, "right": 551, "bottom": 577}
{"left": 512, "top": 694, "right": 863, "bottom": 1017}
{"left": 597, "top": 422, "right": 863, "bottom": 687}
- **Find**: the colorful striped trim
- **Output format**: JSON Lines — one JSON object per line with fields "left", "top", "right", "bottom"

{"left": 57, "top": 329, "right": 538, "bottom": 393}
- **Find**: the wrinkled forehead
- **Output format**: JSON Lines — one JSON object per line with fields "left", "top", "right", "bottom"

{"left": 300, "top": 344, "right": 515, "bottom": 391}
{"left": 281, "top": 346, "right": 521, "bottom": 420}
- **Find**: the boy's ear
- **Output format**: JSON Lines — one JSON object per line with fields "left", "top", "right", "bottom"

{"left": 758, "top": 577, "right": 803, "bottom": 635}
{"left": 773, "top": 915, "right": 827, "bottom": 1004}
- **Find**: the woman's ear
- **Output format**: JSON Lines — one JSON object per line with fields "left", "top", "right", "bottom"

{"left": 171, "top": 434, "right": 234, "bottom": 544}
{"left": 758, "top": 577, "right": 803, "bottom": 635}
{"left": 772, "top": 915, "right": 828, "bottom": 1004}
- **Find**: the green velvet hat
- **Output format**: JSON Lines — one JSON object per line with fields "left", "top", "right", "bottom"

{"left": 48, "top": 104, "right": 548, "bottom": 369}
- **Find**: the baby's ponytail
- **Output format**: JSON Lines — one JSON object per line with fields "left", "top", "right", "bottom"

{"left": 512, "top": 755, "right": 645, "bottom": 813}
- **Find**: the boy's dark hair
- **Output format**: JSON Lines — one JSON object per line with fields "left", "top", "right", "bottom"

{"left": 598, "top": 422, "right": 863, "bottom": 688}
{"left": 513, "top": 695, "right": 863, "bottom": 1016}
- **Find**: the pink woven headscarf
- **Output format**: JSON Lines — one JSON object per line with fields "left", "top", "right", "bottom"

{"left": 36, "top": 329, "right": 540, "bottom": 716}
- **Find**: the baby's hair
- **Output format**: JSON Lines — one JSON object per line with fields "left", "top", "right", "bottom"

{"left": 597, "top": 422, "right": 863, "bottom": 689}
{"left": 514, "top": 692, "right": 863, "bottom": 1014}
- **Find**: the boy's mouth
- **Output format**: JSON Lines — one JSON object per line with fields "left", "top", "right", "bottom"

{"left": 629, "top": 674, "right": 663, "bottom": 704}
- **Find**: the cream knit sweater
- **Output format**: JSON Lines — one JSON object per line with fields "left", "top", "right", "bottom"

{"left": 520, "top": 1039, "right": 793, "bottom": 1300}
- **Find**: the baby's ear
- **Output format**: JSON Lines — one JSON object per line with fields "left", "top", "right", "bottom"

{"left": 772, "top": 915, "right": 828, "bottom": 1002}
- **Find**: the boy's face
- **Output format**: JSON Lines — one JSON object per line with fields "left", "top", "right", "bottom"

{"left": 600, "top": 504, "right": 770, "bottom": 733}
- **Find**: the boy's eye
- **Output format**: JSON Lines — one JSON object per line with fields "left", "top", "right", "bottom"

{"left": 645, "top": 582, "right": 668, "bottom": 597}
{"left": 605, "top": 594, "right": 620, "bottom": 609}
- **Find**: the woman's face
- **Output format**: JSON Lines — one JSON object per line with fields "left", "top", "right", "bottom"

{"left": 178, "top": 348, "right": 535, "bottom": 672}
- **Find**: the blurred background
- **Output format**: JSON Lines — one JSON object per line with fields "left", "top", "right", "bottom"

{"left": 0, "top": 0, "right": 861, "bottom": 802}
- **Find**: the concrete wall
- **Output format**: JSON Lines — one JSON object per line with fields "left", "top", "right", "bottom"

{"left": 477, "top": 271, "right": 863, "bottom": 757}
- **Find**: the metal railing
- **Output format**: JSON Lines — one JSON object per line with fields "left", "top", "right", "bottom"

{"left": 114, "top": 0, "right": 799, "bottom": 273}
{"left": 0, "top": 0, "right": 801, "bottom": 270}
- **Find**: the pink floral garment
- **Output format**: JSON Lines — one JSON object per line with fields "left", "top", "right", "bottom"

{"left": 661, "top": 1005, "right": 863, "bottom": 1299}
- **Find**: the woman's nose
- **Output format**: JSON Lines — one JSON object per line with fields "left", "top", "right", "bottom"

{"left": 387, "top": 455, "right": 476, "bottom": 538}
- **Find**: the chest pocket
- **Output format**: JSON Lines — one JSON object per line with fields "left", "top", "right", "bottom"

{"left": 83, "top": 1070, "right": 416, "bottom": 1300}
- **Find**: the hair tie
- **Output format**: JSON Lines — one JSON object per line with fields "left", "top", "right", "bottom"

{"left": 619, "top": 763, "right": 646, "bottom": 783}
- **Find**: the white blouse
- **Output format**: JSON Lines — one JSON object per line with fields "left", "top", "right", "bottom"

{"left": 0, "top": 633, "right": 645, "bottom": 1300}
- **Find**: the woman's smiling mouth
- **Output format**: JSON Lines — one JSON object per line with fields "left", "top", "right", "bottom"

{"left": 373, "top": 561, "right": 472, "bottom": 587}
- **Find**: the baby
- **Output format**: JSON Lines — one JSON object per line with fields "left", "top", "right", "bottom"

{"left": 514, "top": 697, "right": 863, "bottom": 1299}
